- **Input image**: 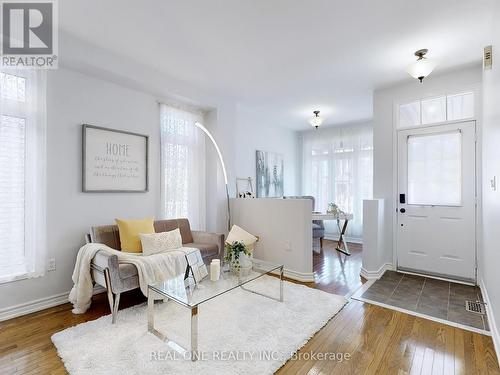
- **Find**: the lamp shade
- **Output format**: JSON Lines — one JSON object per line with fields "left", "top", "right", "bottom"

{"left": 407, "top": 57, "right": 436, "bottom": 82}
{"left": 309, "top": 110, "right": 323, "bottom": 128}
{"left": 309, "top": 116, "right": 323, "bottom": 128}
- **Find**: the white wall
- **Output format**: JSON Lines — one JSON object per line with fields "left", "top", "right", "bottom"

{"left": 373, "top": 65, "right": 482, "bottom": 267}
{"left": 361, "top": 199, "right": 387, "bottom": 279}
{"left": 234, "top": 106, "right": 299, "bottom": 196}
{"left": 0, "top": 67, "right": 163, "bottom": 311}
{"left": 0, "top": 36, "right": 240, "bottom": 315}
{"left": 481, "top": 0, "right": 500, "bottom": 355}
{"left": 230, "top": 198, "right": 313, "bottom": 281}
{"left": 0, "top": 35, "right": 301, "bottom": 316}
{"left": 59, "top": 33, "right": 238, "bottom": 237}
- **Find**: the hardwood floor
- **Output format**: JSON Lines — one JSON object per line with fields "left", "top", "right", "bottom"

{"left": 0, "top": 239, "right": 498, "bottom": 374}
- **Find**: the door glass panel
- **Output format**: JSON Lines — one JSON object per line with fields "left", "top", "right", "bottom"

{"left": 407, "top": 131, "right": 462, "bottom": 206}
{"left": 447, "top": 92, "right": 474, "bottom": 121}
{"left": 421, "top": 96, "right": 446, "bottom": 124}
{"left": 399, "top": 101, "right": 420, "bottom": 127}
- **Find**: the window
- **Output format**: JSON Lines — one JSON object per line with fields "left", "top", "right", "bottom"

{"left": 0, "top": 70, "right": 46, "bottom": 283}
{"left": 399, "top": 101, "right": 420, "bottom": 127}
{"left": 421, "top": 96, "right": 446, "bottom": 124}
{"left": 447, "top": 92, "right": 474, "bottom": 121}
{"left": 399, "top": 92, "right": 474, "bottom": 127}
{"left": 407, "top": 131, "right": 462, "bottom": 206}
{"left": 302, "top": 125, "right": 373, "bottom": 239}
{"left": 159, "top": 104, "right": 206, "bottom": 230}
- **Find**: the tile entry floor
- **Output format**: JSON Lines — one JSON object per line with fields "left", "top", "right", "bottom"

{"left": 360, "top": 271, "right": 489, "bottom": 331}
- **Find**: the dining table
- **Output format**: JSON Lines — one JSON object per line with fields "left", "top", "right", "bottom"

{"left": 312, "top": 212, "right": 353, "bottom": 256}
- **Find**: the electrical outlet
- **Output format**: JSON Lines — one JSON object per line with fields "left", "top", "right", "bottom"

{"left": 47, "top": 258, "right": 56, "bottom": 272}
{"left": 284, "top": 241, "right": 292, "bottom": 251}
{"left": 491, "top": 176, "right": 497, "bottom": 191}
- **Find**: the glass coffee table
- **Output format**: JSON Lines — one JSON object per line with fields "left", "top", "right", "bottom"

{"left": 147, "top": 259, "right": 284, "bottom": 361}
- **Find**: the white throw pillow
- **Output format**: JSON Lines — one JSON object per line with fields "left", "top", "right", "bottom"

{"left": 226, "top": 225, "right": 258, "bottom": 251}
{"left": 139, "top": 228, "right": 183, "bottom": 256}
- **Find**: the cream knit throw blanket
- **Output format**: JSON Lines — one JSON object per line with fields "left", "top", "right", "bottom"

{"left": 69, "top": 243, "right": 191, "bottom": 314}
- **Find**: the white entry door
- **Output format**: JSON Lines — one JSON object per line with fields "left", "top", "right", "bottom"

{"left": 397, "top": 121, "right": 476, "bottom": 281}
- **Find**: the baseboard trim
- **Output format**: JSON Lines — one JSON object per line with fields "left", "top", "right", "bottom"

{"left": 0, "top": 292, "right": 70, "bottom": 322}
{"left": 360, "top": 263, "right": 393, "bottom": 280}
{"left": 252, "top": 259, "right": 315, "bottom": 283}
{"left": 0, "top": 286, "right": 106, "bottom": 322}
{"left": 282, "top": 268, "right": 315, "bottom": 282}
{"left": 480, "top": 279, "right": 500, "bottom": 364}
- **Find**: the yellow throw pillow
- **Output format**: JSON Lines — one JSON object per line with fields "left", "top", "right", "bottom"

{"left": 115, "top": 218, "right": 155, "bottom": 253}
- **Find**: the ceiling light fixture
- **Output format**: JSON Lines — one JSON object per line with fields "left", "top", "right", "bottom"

{"left": 309, "top": 110, "right": 323, "bottom": 129}
{"left": 407, "top": 49, "right": 436, "bottom": 83}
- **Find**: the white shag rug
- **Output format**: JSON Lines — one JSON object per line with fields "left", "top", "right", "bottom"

{"left": 52, "top": 276, "right": 346, "bottom": 375}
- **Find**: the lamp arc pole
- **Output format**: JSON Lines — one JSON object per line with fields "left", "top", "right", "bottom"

{"left": 195, "top": 122, "right": 231, "bottom": 232}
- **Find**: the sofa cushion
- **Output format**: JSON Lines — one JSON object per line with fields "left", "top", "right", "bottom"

{"left": 154, "top": 218, "right": 193, "bottom": 244}
{"left": 226, "top": 225, "right": 258, "bottom": 251}
{"left": 139, "top": 229, "right": 183, "bottom": 256}
{"left": 115, "top": 218, "right": 155, "bottom": 253}
{"left": 185, "top": 242, "right": 219, "bottom": 258}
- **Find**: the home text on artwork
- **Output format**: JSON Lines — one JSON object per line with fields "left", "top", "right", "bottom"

{"left": 92, "top": 141, "right": 139, "bottom": 179}
{"left": 106, "top": 142, "right": 130, "bottom": 157}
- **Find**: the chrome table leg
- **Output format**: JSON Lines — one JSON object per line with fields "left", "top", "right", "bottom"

{"left": 240, "top": 267, "right": 285, "bottom": 303}
{"left": 147, "top": 287, "right": 189, "bottom": 358}
{"left": 147, "top": 288, "right": 155, "bottom": 332}
{"left": 191, "top": 306, "right": 198, "bottom": 361}
{"left": 279, "top": 266, "right": 284, "bottom": 302}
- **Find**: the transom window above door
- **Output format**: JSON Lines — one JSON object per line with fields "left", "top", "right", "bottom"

{"left": 398, "top": 92, "right": 474, "bottom": 127}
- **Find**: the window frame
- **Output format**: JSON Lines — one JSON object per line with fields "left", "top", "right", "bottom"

{"left": 396, "top": 91, "right": 476, "bottom": 129}
{"left": 0, "top": 70, "right": 46, "bottom": 284}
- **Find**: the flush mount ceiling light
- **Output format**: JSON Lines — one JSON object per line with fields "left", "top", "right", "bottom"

{"left": 407, "top": 49, "right": 437, "bottom": 83}
{"left": 309, "top": 110, "right": 323, "bottom": 129}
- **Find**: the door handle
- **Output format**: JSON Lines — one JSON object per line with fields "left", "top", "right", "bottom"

{"left": 400, "top": 208, "right": 406, "bottom": 213}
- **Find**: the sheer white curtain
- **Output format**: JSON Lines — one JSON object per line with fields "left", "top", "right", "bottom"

{"left": 302, "top": 124, "right": 373, "bottom": 240}
{"left": 0, "top": 69, "right": 46, "bottom": 283}
{"left": 160, "top": 104, "right": 206, "bottom": 230}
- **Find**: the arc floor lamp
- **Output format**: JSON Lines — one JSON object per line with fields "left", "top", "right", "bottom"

{"left": 195, "top": 122, "right": 231, "bottom": 231}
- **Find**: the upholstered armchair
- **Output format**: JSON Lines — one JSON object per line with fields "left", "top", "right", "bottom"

{"left": 284, "top": 196, "right": 325, "bottom": 250}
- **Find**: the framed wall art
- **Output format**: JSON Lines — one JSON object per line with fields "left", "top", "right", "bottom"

{"left": 256, "top": 150, "right": 284, "bottom": 198}
{"left": 82, "top": 124, "right": 149, "bottom": 192}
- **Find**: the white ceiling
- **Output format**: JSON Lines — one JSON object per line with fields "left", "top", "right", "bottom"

{"left": 60, "top": 0, "right": 494, "bottom": 130}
